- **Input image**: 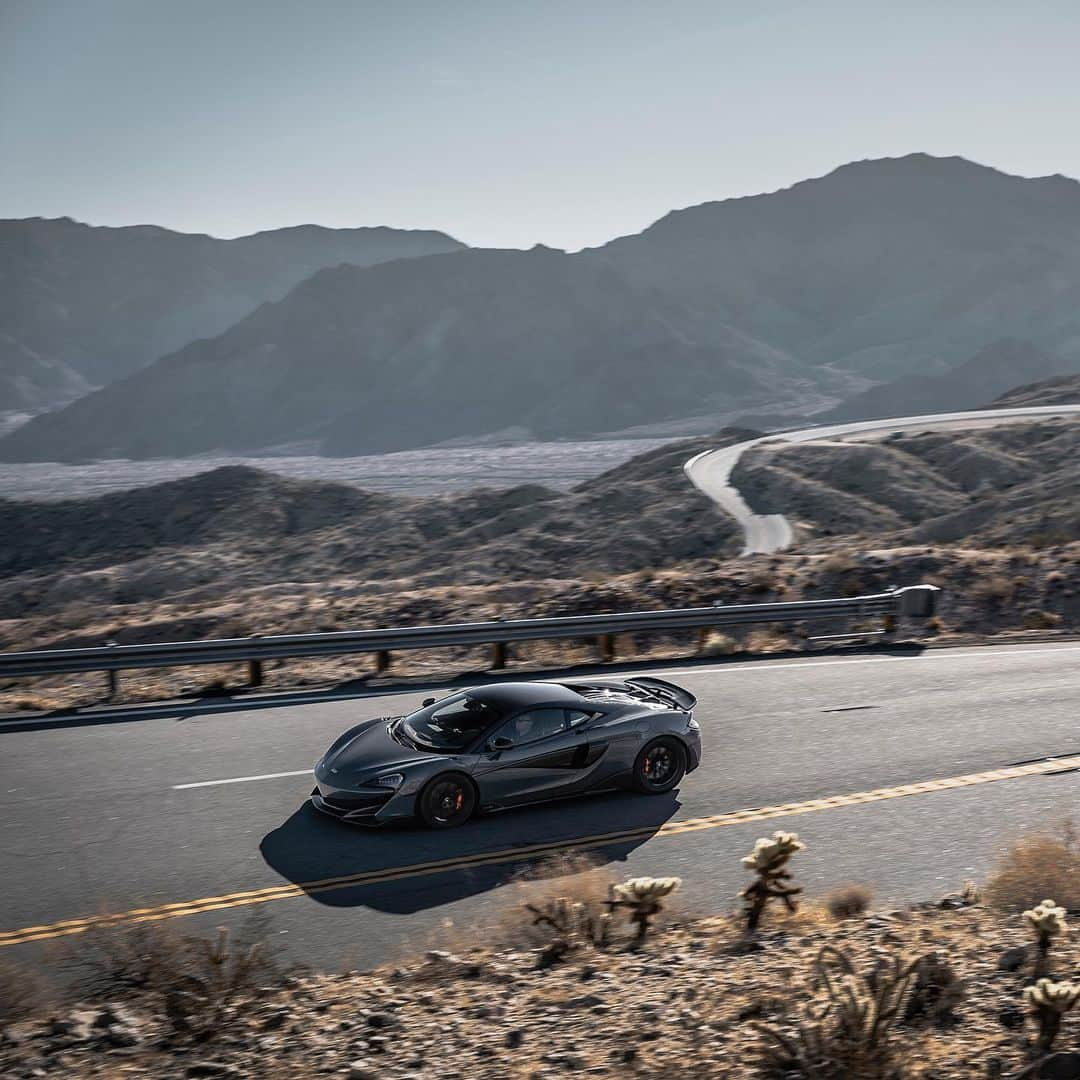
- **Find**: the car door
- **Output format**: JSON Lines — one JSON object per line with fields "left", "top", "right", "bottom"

{"left": 474, "top": 707, "right": 596, "bottom": 806}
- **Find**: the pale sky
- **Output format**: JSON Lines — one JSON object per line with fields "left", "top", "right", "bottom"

{"left": 2, "top": 0, "right": 1079, "bottom": 250}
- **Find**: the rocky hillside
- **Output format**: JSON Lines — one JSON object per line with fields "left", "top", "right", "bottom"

{"left": 0, "top": 432, "right": 747, "bottom": 631}
{"left": 732, "top": 416, "right": 1080, "bottom": 548}
{"left": 0, "top": 249, "right": 794, "bottom": 460}
{"left": 993, "top": 373, "right": 1080, "bottom": 407}
{"left": 0, "top": 216, "right": 464, "bottom": 403}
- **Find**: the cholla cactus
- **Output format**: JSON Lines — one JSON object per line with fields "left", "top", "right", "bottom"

{"left": 608, "top": 876, "right": 682, "bottom": 942}
{"left": 740, "top": 831, "right": 805, "bottom": 931}
{"left": 1023, "top": 899, "right": 1067, "bottom": 978}
{"left": 1023, "top": 978, "right": 1080, "bottom": 1051}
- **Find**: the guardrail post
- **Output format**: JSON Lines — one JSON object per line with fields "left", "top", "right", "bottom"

{"left": 105, "top": 640, "right": 119, "bottom": 701}
{"left": 896, "top": 585, "right": 942, "bottom": 618}
{"left": 375, "top": 650, "right": 392, "bottom": 675}
{"left": 598, "top": 633, "right": 615, "bottom": 663}
{"left": 490, "top": 641, "right": 507, "bottom": 670}
{"left": 248, "top": 659, "right": 263, "bottom": 687}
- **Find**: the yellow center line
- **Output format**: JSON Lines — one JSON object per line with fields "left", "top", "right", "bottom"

{"left": 3, "top": 753, "right": 1078, "bottom": 948}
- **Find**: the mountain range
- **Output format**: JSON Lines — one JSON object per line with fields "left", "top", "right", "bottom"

{"left": 5, "top": 154, "right": 1080, "bottom": 461}
{"left": 0, "top": 216, "right": 463, "bottom": 410}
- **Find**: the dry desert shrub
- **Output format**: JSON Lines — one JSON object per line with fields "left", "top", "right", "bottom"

{"left": 485, "top": 853, "right": 622, "bottom": 955}
{"left": 820, "top": 553, "right": 859, "bottom": 576}
{"left": 754, "top": 944, "right": 919, "bottom": 1080}
{"left": 0, "top": 957, "right": 53, "bottom": 1024}
{"left": 62, "top": 915, "right": 282, "bottom": 1040}
{"left": 985, "top": 822, "right": 1080, "bottom": 913}
{"left": 746, "top": 628, "right": 791, "bottom": 653}
{"left": 1021, "top": 609, "right": 1062, "bottom": 630}
{"left": 972, "top": 574, "right": 1017, "bottom": 602}
{"left": 699, "top": 630, "right": 738, "bottom": 657}
{"left": 822, "top": 883, "right": 874, "bottom": 921}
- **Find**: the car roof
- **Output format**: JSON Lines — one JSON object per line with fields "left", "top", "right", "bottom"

{"left": 466, "top": 681, "right": 586, "bottom": 710}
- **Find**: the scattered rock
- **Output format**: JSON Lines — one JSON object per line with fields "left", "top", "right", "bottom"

{"left": 997, "top": 1004, "right": 1025, "bottom": 1029}
{"left": 997, "top": 946, "right": 1030, "bottom": 972}
{"left": 185, "top": 1063, "right": 241, "bottom": 1079}
{"left": 1040, "top": 1053, "right": 1080, "bottom": 1080}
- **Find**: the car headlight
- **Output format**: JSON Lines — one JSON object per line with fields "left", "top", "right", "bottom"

{"left": 687, "top": 716, "right": 700, "bottom": 731}
{"left": 372, "top": 773, "right": 405, "bottom": 789}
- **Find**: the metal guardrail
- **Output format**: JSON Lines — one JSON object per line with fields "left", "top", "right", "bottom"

{"left": 0, "top": 586, "right": 940, "bottom": 693}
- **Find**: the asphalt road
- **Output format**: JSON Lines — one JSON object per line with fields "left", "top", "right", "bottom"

{"left": 684, "top": 404, "right": 1080, "bottom": 554}
{"left": 2, "top": 641, "right": 1078, "bottom": 973}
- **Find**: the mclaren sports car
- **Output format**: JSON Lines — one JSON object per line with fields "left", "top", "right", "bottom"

{"left": 311, "top": 677, "right": 701, "bottom": 828}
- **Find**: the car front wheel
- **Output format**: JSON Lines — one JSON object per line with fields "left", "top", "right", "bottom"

{"left": 632, "top": 737, "right": 686, "bottom": 794}
{"left": 418, "top": 773, "right": 476, "bottom": 828}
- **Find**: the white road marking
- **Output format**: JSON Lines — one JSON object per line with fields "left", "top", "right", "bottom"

{"left": 173, "top": 769, "right": 311, "bottom": 790}
{"left": 654, "top": 643, "right": 1080, "bottom": 678}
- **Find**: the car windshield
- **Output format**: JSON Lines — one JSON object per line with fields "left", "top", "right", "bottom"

{"left": 402, "top": 693, "right": 501, "bottom": 751}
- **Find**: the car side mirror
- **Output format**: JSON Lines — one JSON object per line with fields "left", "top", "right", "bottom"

{"left": 487, "top": 736, "right": 514, "bottom": 752}
{"left": 422, "top": 697, "right": 436, "bottom": 707}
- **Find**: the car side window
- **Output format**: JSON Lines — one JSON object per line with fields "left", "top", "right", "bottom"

{"left": 498, "top": 708, "right": 568, "bottom": 746}
{"left": 566, "top": 709, "right": 592, "bottom": 727}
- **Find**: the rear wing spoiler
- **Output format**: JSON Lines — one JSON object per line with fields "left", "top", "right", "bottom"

{"left": 626, "top": 677, "right": 696, "bottom": 711}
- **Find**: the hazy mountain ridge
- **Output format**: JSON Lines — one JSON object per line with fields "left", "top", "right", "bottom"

{"left": 7, "top": 154, "right": 1080, "bottom": 460}
{"left": 0, "top": 248, "right": 794, "bottom": 460}
{"left": 591, "top": 155, "right": 1080, "bottom": 379}
{"left": 0, "top": 215, "right": 465, "bottom": 402}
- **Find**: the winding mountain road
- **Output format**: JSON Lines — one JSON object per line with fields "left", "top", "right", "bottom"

{"left": 684, "top": 404, "right": 1080, "bottom": 555}
{"left": 2, "top": 642, "right": 1078, "bottom": 973}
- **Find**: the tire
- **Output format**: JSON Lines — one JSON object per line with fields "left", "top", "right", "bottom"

{"left": 632, "top": 736, "right": 687, "bottom": 794}
{"left": 418, "top": 773, "right": 477, "bottom": 829}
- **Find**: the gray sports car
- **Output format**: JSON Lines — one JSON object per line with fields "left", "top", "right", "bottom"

{"left": 311, "top": 677, "right": 701, "bottom": 828}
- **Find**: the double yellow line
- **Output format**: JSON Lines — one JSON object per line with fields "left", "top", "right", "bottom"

{"left": 3, "top": 752, "right": 1078, "bottom": 949}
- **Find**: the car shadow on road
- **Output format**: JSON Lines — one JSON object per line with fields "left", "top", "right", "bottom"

{"left": 259, "top": 790, "right": 680, "bottom": 914}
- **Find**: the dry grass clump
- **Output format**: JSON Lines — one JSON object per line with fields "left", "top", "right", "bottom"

{"left": 820, "top": 552, "right": 859, "bottom": 575}
{"left": 0, "top": 957, "right": 53, "bottom": 1023}
{"left": 699, "top": 630, "right": 738, "bottom": 656}
{"left": 972, "top": 574, "right": 1017, "bottom": 602}
{"left": 822, "top": 883, "right": 874, "bottom": 921}
{"left": 985, "top": 822, "right": 1080, "bottom": 913}
{"left": 746, "top": 627, "right": 792, "bottom": 653}
{"left": 1020, "top": 609, "right": 1062, "bottom": 630}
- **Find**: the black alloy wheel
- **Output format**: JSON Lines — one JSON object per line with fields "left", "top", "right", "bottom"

{"left": 632, "top": 736, "right": 686, "bottom": 794}
{"left": 419, "top": 773, "right": 476, "bottom": 828}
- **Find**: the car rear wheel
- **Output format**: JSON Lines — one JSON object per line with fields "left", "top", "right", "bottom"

{"left": 418, "top": 773, "right": 476, "bottom": 828}
{"left": 632, "top": 736, "right": 686, "bottom": 794}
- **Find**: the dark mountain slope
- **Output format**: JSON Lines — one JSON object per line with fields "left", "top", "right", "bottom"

{"left": 993, "top": 373, "right": 1080, "bottom": 407}
{"left": 591, "top": 155, "right": 1080, "bottom": 380}
{"left": 807, "top": 339, "right": 1071, "bottom": 423}
{"left": 0, "top": 248, "right": 794, "bottom": 460}
{"left": 0, "top": 216, "right": 464, "bottom": 401}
